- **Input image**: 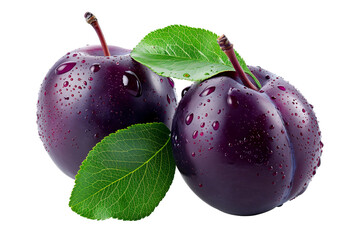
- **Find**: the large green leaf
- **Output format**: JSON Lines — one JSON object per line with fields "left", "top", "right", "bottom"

{"left": 69, "top": 123, "right": 175, "bottom": 221}
{"left": 131, "top": 24, "right": 258, "bottom": 86}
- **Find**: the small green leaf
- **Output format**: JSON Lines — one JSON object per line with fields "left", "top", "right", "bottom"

{"left": 69, "top": 123, "right": 175, "bottom": 221}
{"left": 131, "top": 25, "right": 258, "bottom": 86}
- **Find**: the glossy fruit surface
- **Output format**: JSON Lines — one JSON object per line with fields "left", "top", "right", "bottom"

{"left": 171, "top": 66, "right": 322, "bottom": 215}
{"left": 37, "top": 45, "right": 177, "bottom": 178}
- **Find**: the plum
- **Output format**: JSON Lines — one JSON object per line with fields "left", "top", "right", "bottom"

{"left": 171, "top": 35, "right": 322, "bottom": 215}
{"left": 37, "top": 13, "right": 177, "bottom": 178}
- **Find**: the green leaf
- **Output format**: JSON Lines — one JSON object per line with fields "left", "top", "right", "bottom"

{"left": 69, "top": 123, "right": 175, "bottom": 221}
{"left": 131, "top": 24, "right": 259, "bottom": 86}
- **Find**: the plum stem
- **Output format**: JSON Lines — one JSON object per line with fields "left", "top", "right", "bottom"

{"left": 217, "top": 35, "right": 258, "bottom": 91}
{"left": 84, "top": 12, "right": 111, "bottom": 56}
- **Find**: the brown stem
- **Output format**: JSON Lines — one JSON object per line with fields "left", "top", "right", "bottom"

{"left": 84, "top": 12, "right": 111, "bottom": 56}
{"left": 217, "top": 35, "right": 258, "bottom": 91}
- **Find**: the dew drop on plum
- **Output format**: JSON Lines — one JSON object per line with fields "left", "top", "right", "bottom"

{"left": 90, "top": 63, "right": 101, "bottom": 73}
{"left": 212, "top": 121, "right": 219, "bottom": 130}
{"left": 185, "top": 113, "right": 194, "bottom": 125}
{"left": 278, "top": 86, "right": 286, "bottom": 91}
{"left": 200, "top": 86, "right": 216, "bottom": 97}
{"left": 227, "top": 94, "right": 239, "bottom": 107}
{"left": 122, "top": 71, "right": 142, "bottom": 97}
{"left": 192, "top": 130, "right": 198, "bottom": 139}
{"left": 56, "top": 62, "right": 76, "bottom": 75}
{"left": 181, "top": 87, "right": 191, "bottom": 97}
{"left": 168, "top": 77, "right": 174, "bottom": 88}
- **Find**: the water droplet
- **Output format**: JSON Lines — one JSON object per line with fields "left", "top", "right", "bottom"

{"left": 185, "top": 113, "right": 194, "bottom": 125}
{"left": 168, "top": 77, "right": 174, "bottom": 88}
{"left": 198, "top": 184, "right": 203, "bottom": 188}
{"left": 122, "top": 71, "right": 142, "bottom": 97}
{"left": 200, "top": 122, "right": 205, "bottom": 128}
{"left": 212, "top": 121, "right": 219, "bottom": 130}
{"left": 81, "top": 60, "right": 86, "bottom": 63}
{"left": 200, "top": 86, "right": 216, "bottom": 97}
{"left": 227, "top": 95, "right": 239, "bottom": 107}
{"left": 191, "top": 152, "right": 196, "bottom": 157}
{"left": 90, "top": 63, "right": 101, "bottom": 73}
{"left": 278, "top": 86, "right": 286, "bottom": 91}
{"left": 63, "top": 81, "right": 69, "bottom": 87}
{"left": 192, "top": 130, "right": 198, "bottom": 139}
{"left": 302, "top": 108, "right": 306, "bottom": 113}
{"left": 167, "top": 95, "right": 171, "bottom": 104}
{"left": 181, "top": 86, "right": 191, "bottom": 97}
{"left": 55, "top": 62, "right": 76, "bottom": 75}
{"left": 183, "top": 73, "right": 190, "bottom": 78}
{"left": 269, "top": 125, "right": 275, "bottom": 129}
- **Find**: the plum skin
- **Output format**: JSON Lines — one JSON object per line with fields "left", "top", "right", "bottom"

{"left": 171, "top": 66, "right": 322, "bottom": 216}
{"left": 37, "top": 45, "right": 177, "bottom": 178}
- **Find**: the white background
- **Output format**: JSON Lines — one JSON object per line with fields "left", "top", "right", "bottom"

{"left": 1, "top": 0, "right": 359, "bottom": 239}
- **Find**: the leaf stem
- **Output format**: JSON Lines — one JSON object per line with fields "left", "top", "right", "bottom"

{"left": 217, "top": 35, "right": 259, "bottom": 91}
{"left": 84, "top": 12, "right": 111, "bottom": 56}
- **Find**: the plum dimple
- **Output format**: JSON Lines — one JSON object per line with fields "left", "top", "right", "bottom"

{"left": 250, "top": 66, "right": 322, "bottom": 200}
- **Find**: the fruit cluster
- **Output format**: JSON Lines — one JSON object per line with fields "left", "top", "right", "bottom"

{"left": 37, "top": 13, "right": 322, "bottom": 217}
